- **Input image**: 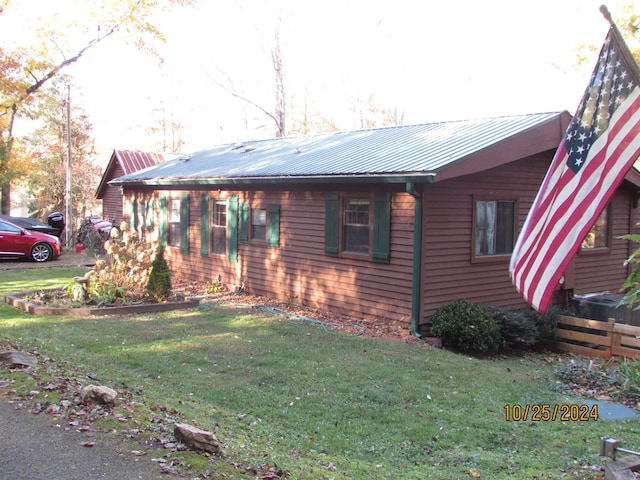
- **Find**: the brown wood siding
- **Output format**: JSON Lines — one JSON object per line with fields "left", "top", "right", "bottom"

{"left": 120, "top": 161, "right": 640, "bottom": 330}
{"left": 573, "top": 186, "right": 639, "bottom": 295}
{"left": 421, "top": 153, "right": 552, "bottom": 321}
{"left": 153, "top": 189, "right": 415, "bottom": 324}
{"left": 101, "top": 164, "right": 125, "bottom": 224}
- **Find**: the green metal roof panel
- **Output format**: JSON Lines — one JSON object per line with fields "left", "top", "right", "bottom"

{"left": 112, "top": 112, "right": 564, "bottom": 185}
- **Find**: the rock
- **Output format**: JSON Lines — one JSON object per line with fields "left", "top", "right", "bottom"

{"left": 173, "top": 423, "right": 222, "bottom": 455}
{"left": 80, "top": 385, "right": 117, "bottom": 407}
{"left": 0, "top": 351, "right": 38, "bottom": 368}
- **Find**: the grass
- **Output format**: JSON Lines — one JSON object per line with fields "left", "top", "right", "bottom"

{"left": 1, "top": 267, "right": 639, "bottom": 479}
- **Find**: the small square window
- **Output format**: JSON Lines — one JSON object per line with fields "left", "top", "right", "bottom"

{"left": 168, "top": 198, "right": 181, "bottom": 247}
{"left": 343, "top": 197, "right": 370, "bottom": 253}
{"left": 211, "top": 201, "right": 227, "bottom": 255}
{"left": 582, "top": 207, "right": 609, "bottom": 249}
{"left": 475, "top": 200, "right": 515, "bottom": 256}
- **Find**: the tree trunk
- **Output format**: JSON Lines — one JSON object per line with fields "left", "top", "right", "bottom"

{"left": 1, "top": 183, "right": 9, "bottom": 214}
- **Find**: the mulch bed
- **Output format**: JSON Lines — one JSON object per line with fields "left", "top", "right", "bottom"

{"left": 171, "top": 279, "right": 422, "bottom": 342}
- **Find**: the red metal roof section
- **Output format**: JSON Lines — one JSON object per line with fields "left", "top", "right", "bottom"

{"left": 96, "top": 149, "right": 168, "bottom": 199}
{"left": 115, "top": 150, "right": 164, "bottom": 175}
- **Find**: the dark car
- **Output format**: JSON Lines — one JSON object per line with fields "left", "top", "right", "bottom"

{"left": 0, "top": 218, "right": 62, "bottom": 262}
{"left": 0, "top": 214, "right": 63, "bottom": 238}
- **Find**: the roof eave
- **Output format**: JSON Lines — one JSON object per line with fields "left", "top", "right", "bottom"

{"left": 109, "top": 173, "right": 437, "bottom": 187}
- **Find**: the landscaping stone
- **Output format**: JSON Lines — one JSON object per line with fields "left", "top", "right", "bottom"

{"left": 0, "top": 351, "right": 38, "bottom": 368}
{"left": 81, "top": 385, "right": 117, "bottom": 407}
{"left": 174, "top": 423, "right": 222, "bottom": 455}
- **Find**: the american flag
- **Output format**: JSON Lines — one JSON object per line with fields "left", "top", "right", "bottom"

{"left": 510, "top": 25, "right": 640, "bottom": 313}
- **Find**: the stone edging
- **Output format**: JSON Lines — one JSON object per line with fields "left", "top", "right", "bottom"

{"left": 4, "top": 291, "right": 200, "bottom": 316}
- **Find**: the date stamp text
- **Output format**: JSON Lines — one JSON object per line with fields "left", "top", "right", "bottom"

{"left": 504, "top": 403, "right": 599, "bottom": 421}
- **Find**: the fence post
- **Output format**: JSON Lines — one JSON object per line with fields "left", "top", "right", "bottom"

{"left": 606, "top": 318, "right": 616, "bottom": 359}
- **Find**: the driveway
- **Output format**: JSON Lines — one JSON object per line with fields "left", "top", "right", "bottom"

{"left": 0, "top": 250, "right": 94, "bottom": 270}
{"left": 0, "top": 252, "right": 182, "bottom": 478}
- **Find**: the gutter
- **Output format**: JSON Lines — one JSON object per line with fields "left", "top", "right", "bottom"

{"left": 109, "top": 173, "right": 437, "bottom": 187}
{"left": 406, "top": 181, "right": 428, "bottom": 338}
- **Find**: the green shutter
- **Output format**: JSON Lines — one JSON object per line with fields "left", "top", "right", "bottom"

{"left": 146, "top": 200, "right": 154, "bottom": 230}
{"left": 200, "top": 194, "right": 209, "bottom": 256}
{"left": 239, "top": 203, "right": 249, "bottom": 242}
{"left": 159, "top": 194, "right": 167, "bottom": 247}
{"left": 130, "top": 198, "right": 137, "bottom": 230}
{"left": 372, "top": 192, "right": 391, "bottom": 264}
{"left": 227, "top": 194, "right": 239, "bottom": 262}
{"left": 324, "top": 192, "right": 339, "bottom": 256}
{"left": 180, "top": 194, "right": 190, "bottom": 253}
{"left": 267, "top": 204, "right": 280, "bottom": 247}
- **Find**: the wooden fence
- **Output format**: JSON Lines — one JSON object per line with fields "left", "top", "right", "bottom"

{"left": 554, "top": 315, "right": 640, "bottom": 359}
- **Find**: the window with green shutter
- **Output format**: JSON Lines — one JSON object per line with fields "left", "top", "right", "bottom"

{"left": 324, "top": 191, "right": 391, "bottom": 264}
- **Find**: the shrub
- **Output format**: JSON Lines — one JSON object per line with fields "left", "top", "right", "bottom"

{"left": 488, "top": 306, "right": 558, "bottom": 350}
{"left": 83, "top": 223, "right": 156, "bottom": 304}
{"left": 430, "top": 300, "right": 502, "bottom": 354}
{"left": 620, "top": 358, "right": 640, "bottom": 400}
{"left": 146, "top": 245, "right": 171, "bottom": 302}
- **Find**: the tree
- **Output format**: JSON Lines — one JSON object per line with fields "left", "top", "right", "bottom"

{"left": 207, "top": 17, "right": 288, "bottom": 138}
{"left": 23, "top": 77, "right": 101, "bottom": 225}
{"left": 0, "top": 0, "right": 193, "bottom": 214}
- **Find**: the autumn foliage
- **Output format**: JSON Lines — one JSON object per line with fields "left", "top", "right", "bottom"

{"left": 83, "top": 222, "right": 160, "bottom": 304}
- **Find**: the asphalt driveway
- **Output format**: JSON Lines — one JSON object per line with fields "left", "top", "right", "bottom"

{"left": 0, "top": 251, "right": 181, "bottom": 478}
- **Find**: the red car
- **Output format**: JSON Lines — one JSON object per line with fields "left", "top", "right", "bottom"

{"left": 0, "top": 218, "right": 62, "bottom": 262}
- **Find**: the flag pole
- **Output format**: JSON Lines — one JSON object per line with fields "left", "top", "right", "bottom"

{"left": 599, "top": 5, "right": 614, "bottom": 26}
{"left": 600, "top": 5, "right": 640, "bottom": 86}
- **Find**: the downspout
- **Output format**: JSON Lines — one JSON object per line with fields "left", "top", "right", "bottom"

{"left": 406, "top": 182, "right": 423, "bottom": 338}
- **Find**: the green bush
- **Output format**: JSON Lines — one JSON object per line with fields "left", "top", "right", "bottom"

{"left": 430, "top": 300, "right": 502, "bottom": 354}
{"left": 146, "top": 245, "right": 171, "bottom": 302}
{"left": 488, "top": 306, "right": 558, "bottom": 350}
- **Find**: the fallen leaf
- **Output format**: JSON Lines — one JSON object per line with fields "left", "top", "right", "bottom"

{"left": 469, "top": 467, "right": 481, "bottom": 478}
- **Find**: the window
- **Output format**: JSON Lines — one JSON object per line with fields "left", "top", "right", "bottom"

{"left": 211, "top": 200, "right": 227, "bottom": 255}
{"left": 582, "top": 206, "right": 609, "bottom": 249}
{"left": 251, "top": 208, "right": 267, "bottom": 241}
{"left": 162, "top": 194, "right": 189, "bottom": 251}
{"left": 343, "top": 197, "right": 370, "bottom": 253}
{"left": 324, "top": 192, "right": 391, "bottom": 263}
{"left": 168, "top": 198, "right": 181, "bottom": 247}
{"left": 475, "top": 200, "right": 515, "bottom": 256}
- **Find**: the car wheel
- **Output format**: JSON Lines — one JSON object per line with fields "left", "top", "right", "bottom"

{"left": 31, "top": 243, "right": 52, "bottom": 262}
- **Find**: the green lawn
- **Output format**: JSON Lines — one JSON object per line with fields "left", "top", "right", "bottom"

{"left": 0, "top": 266, "right": 638, "bottom": 479}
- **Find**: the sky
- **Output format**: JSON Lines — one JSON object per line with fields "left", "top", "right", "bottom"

{"left": 1, "top": 0, "right": 629, "bottom": 164}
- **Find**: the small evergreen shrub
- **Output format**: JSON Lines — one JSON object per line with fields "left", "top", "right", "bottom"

{"left": 430, "top": 300, "right": 502, "bottom": 354}
{"left": 489, "top": 306, "right": 539, "bottom": 349}
{"left": 147, "top": 245, "right": 171, "bottom": 302}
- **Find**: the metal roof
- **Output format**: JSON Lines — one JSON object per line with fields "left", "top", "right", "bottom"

{"left": 112, "top": 112, "right": 565, "bottom": 186}
{"left": 115, "top": 150, "right": 167, "bottom": 175}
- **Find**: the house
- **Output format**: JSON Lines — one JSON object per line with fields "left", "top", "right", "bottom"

{"left": 109, "top": 112, "right": 640, "bottom": 336}
{"left": 95, "top": 150, "right": 171, "bottom": 225}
